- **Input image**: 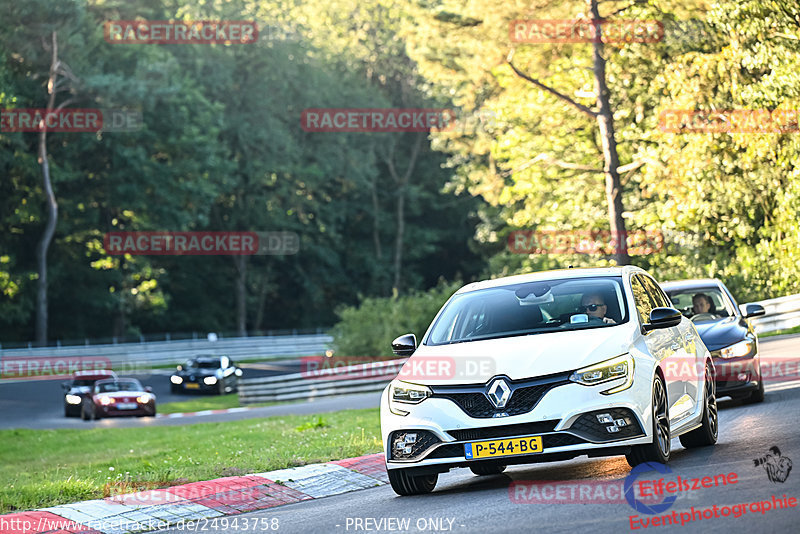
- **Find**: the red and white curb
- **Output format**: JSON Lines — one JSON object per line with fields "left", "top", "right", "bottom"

{"left": 0, "top": 454, "right": 388, "bottom": 534}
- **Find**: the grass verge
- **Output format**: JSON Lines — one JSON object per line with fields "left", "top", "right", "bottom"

{"left": 759, "top": 325, "right": 800, "bottom": 339}
{"left": 0, "top": 408, "right": 381, "bottom": 514}
{"left": 157, "top": 394, "right": 243, "bottom": 414}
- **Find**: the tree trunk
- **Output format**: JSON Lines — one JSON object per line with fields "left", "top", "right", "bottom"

{"left": 384, "top": 134, "right": 424, "bottom": 294}
{"left": 589, "top": 0, "right": 630, "bottom": 265}
{"left": 35, "top": 31, "right": 61, "bottom": 346}
{"left": 233, "top": 254, "right": 248, "bottom": 336}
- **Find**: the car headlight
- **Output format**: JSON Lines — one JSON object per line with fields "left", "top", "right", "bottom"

{"left": 719, "top": 338, "right": 755, "bottom": 359}
{"left": 388, "top": 381, "right": 432, "bottom": 416}
{"left": 204, "top": 376, "right": 218, "bottom": 385}
{"left": 99, "top": 396, "right": 114, "bottom": 405}
{"left": 65, "top": 394, "right": 82, "bottom": 405}
{"left": 570, "top": 354, "right": 635, "bottom": 395}
{"left": 170, "top": 375, "right": 183, "bottom": 384}
{"left": 136, "top": 394, "right": 152, "bottom": 403}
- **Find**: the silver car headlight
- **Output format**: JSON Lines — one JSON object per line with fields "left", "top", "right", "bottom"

{"left": 719, "top": 337, "right": 755, "bottom": 359}
{"left": 65, "top": 394, "right": 82, "bottom": 405}
{"left": 388, "top": 380, "right": 432, "bottom": 416}
{"left": 570, "top": 354, "right": 635, "bottom": 395}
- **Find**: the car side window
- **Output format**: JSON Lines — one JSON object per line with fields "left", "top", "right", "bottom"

{"left": 630, "top": 275, "right": 655, "bottom": 324}
{"left": 641, "top": 276, "right": 671, "bottom": 309}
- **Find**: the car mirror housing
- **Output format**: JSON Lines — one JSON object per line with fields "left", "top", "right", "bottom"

{"left": 643, "top": 307, "right": 683, "bottom": 332}
{"left": 743, "top": 303, "right": 766, "bottom": 319}
{"left": 391, "top": 334, "right": 417, "bottom": 356}
{"left": 144, "top": 386, "right": 153, "bottom": 393}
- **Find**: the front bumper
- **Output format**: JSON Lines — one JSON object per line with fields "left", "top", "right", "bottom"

{"left": 711, "top": 353, "right": 761, "bottom": 397}
{"left": 98, "top": 402, "right": 156, "bottom": 417}
{"left": 380, "top": 368, "right": 654, "bottom": 472}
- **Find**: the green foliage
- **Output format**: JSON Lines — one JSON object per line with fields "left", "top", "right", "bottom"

{"left": 331, "top": 280, "right": 462, "bottom": 357}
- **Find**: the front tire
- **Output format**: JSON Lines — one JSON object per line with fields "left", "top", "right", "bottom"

{"left": 469, "top": 464, "right": 506, "bottom": 476}
{"left": 388, "top": 468, "right": 438, "bottom": 496}
{"left": 680, "top": 361, "right": 719, "bottom": 448}
{"left": 627, "top": 375, "right": 670, "bottom": 467}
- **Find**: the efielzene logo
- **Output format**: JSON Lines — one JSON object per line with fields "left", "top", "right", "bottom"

{"left": 753, "top": 446, "right": 793, "bottom": 483}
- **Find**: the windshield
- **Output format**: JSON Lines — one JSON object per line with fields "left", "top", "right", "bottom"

{"left": 188, "top": 359, "right": 221, "bottom": 369}
{"left": 665, "top": 287, "right": 733, "bottom": 322}
{"left": 71, "top": 379, "right": 100, "bottom": 387}
{"left": 96, "top": 380, "right": 141, "bottom": 393}
{"left": 426, "top": 276, "right": 629, "bottom": 345}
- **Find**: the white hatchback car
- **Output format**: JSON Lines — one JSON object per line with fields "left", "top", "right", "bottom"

{"left": 381, "top": 266, "right": 718, "bottom": 495}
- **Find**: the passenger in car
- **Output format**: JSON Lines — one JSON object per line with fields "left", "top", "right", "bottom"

{"left": 580, "top": 293, "right": 616, "bottom": 324}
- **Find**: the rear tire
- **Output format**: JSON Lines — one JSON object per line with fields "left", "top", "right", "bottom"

{"left": 388, "top": 468, "right": 438, "bottom": 496}
{"left": 627, "top": 375, "right": 670, "bottom": 467}
{"left": 680, "top": 361, "right": 719, "bottom": 448}
{"left": 469, "top": 464, "right": 506, "bottom": 476}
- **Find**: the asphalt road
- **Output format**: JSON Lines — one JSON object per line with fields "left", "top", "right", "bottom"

{"left": 152, "top": 334, "right": 800, "bottom": 534}
{"left": 0, "top": 359, "right": 303, "bottom": 430}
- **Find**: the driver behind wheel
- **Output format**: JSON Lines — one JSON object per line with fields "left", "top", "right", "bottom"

{"left": 580, "top": 293, "right": 616, "bottom": 324}
{"left": 692, "top": 293, "right": 715, "bottom": 315}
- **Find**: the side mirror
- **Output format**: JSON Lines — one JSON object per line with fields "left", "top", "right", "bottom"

{"left": 144, "top": 386, "right": 153, "bottom": 393}
{"left": 743, "top": 303, "right": 766, "bottom": 319}
{"left": 391, "top": 334, "right": 417, "bottom": 356}
{"left": 643, "top": 307, "right": 683, "bottom": 332}
{"left": 62, "top": 381, "right": 70, "bottom": 391}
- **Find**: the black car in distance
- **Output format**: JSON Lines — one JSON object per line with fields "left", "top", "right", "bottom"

{"left": 170, "top": 355, "right": 242, "bottom": 395}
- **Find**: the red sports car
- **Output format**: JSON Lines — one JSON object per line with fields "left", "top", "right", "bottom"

{"left": 81, "top": 378, "right": 157, "bottom": 420}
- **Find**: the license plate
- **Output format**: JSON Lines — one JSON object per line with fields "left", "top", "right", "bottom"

{"left": 116, "top": 403, "right": 137, "bottom": 410}
{"left": 464, "top": 435, "right": 543, "bottom": 459}
{"left": 185, "top": 383, "right": 200, "bottom": 389}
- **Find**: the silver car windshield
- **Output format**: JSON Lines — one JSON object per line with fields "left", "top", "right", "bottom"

{"left": 426, "top": 276, "right": 629, "bottom": 345}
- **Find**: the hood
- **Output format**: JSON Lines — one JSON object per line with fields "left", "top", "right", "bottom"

{"left": 402, "top": 324, "right": 636, "bottom": 385}
{"left": 693, "top": 316, "right": 748, "bottom": 351}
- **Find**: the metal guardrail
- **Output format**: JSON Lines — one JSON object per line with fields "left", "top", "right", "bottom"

{"left": 749, "top": 293, "right": 800, "bottom": 334}
{"left": 0, "top": 334, "right": 333, "bottom": 376}
{"left": 238, "top": 359, "right": 406, "bottom": 404}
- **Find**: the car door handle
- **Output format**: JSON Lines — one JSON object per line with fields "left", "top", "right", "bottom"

{"left": 670, "top": 343, "right": 680, "bottom": 351}
{"left": 684, "top": 333, "right": 694, "bottom": 341}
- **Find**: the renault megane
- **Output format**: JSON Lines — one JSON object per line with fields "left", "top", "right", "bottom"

{"left": 380, "top": 266, "right": 718, "bottom": 495}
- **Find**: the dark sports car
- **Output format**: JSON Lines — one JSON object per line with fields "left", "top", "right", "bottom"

{"left": 62, "top": 369, "right": 117, "bottom": 417}
{"left": 170, "top": 355, "right": 242, "bottom": 394}
{"left": 81, "top": 378, "right": 156, "bottom": 420}
{"left": 661, "top": 278, "right": 766, "bottom": 403}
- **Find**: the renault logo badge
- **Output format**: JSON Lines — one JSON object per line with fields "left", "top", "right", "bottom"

{"left": 487, "top": 378, "right": 511, "bottom": 408}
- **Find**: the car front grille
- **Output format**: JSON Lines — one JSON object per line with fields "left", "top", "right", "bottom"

{"left": 446, "top": 420, "right": 559, "bottom": 441}
{"left": 568, "top": 408, "right": 643, "bottom": 442}
{"left": 431, "top": 374, "right": 570, "bottom": 418}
